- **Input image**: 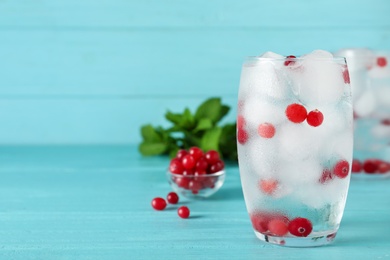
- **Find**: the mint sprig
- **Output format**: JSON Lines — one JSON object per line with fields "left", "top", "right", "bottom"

{"left": 138, "top": 97, "right": 237, "bottom": 162}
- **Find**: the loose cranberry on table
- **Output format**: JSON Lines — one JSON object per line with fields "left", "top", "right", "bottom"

{"left": 167, "top": 192, "right": 179, "bottom": 204}
{"left": 178, "top": 206, "right": 190, "bottom": 219}
{"left": 151, "top": 197, "right": 167, "bottom": 211}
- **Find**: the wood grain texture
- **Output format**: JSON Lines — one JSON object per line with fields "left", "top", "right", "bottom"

{"left": 0, "top": 146, "right": 389, "bottom": 259}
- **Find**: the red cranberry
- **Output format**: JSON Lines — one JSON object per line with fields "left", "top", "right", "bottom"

{"left": 343, "top": 68, "right": 351, "bottom": 84}
{"left": 250, "top": 212, "right": 271, "bottom": 233}
{"left": 381, "top": 119, "right": 390, "bottom": 125}
{"left": 178, "top": 206, "right": 190, "bottom": 219}
{"left": 284, "top": 55, "right": 296, "bottom": 66}
{"left": 319, "top": 168, "right": 333, "bottom": 184}
{"left": 285, "top": 103, "right": 307, "bottom": 123}
{"left": 169, "top": 158, "right": 184, "bottom": 174}
{"left": 377, "top": 160, "right": 390, "bottom": 174}
{"left": 351, "top": 159, "right": 362, "bottom": 173}
{"left": 237, "top": 115, "right": 246, "bottom": 129}
{"left": 205, "top": 150, "right": 220, "bottom": 165}
{"left": 259, "top": 179, "right": 278, "bottom": 195}
{"left": 306, "top": 109, "right": 324, "bottom": 127}
{"left": 189, "top": 180, "right": 202, "bottom": 193}
{"left": 363, "top": 159, "right": 378, "bottom": 174}
{"left": 202, "top": 177, "right": 216, "bottom": 188}
{"left": 268, "top": 218, "right": 289, "bottom": 236}
{"left": 258, "top": 123, "right": 276, "bottom": 138}
{"left": 151, "top": 197, "right": 167, "bottom": 211}
{"left": 167, "top": 192, "right": 179, "bottom": 204}
{"left": 333, "top": 160, "right": 350, "bottom": 178}
{"left": 377, "top": 57, "right": 387, "bottom": 67}
{"left": 209, "top": 159, "right": 224, "bottom": 173}
{"left": 182, "top": 169, "right": 195, "bottom": 176}
{"left": 182, "top": 154, "right": 196, "bottom": 170}
{"left": 175, "top": 176, "right": 190, "bottom": 189}
{"left": 195, "top": 157, "right": 208, "bottom": 171}
{"left": 288, "top": 217, "right": 313, "bottom": 237}
{"left": 238, "top": 129, "right": 249, "bottom": 144}
{"left": 176, "top": 149, "right": 188, "bottom": 160}
{"left": 189, "top": 147, "right": 203, "bottom": 161}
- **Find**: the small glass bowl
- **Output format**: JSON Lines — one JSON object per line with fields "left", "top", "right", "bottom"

{"left": 166, "top": 170, "right": 225, "bottom": 199}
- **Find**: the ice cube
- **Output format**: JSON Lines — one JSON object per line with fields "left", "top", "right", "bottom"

{"left": 321, "top": 132, "right": 353, "bottom": 165}
{"left": 307, "top": 101, "right": 353, "bottom": 139}
{"left": 239, "top": 60, "right": 289, "bottom": 100}
{"left": 354, "top": 89, "right": 377, "bottom": 117}
{"left": 277, "top": 122, "right": 325, "bottom": 161}
{"left": 302, "top": 50, "right": 334, "bottom": 59}
{"left": 277, "top": 159, "right": 323, "bottom": 187}
{"left": 245, "top": 136, "right": 279, "bottom": 179}
{"left": 372, "top": 84, "right": 390, "bottom": 114}
{"left": 260, "top": 51, "right": 285, "bottom": 59}
{"left": 290, "top": 50, "right": 345, "bottom": 105}
{"left": 242, "top": 97, "right": 286, "bottom": 132}
{"left": 294, "top": 177, "right": 350, "bottom": 209}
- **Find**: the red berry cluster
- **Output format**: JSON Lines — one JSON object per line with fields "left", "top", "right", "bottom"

{"left": 169, "top": 147, "right": 224, "bottom": 194}
{"left": 250, "top": 211, "right": 313, "bottom": 237}
{"left": 352, "top": 158, "right": 390, "bottom": 175}
{"left": 151, "top": 192, "right": 190, "bottom": 219}
{"left": 319, "top": 159, "right": 350, "bottom": 184}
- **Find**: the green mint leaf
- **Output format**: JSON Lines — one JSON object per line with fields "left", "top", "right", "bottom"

{"left": 200, "top": 127, "right": 222, "bottom": 152}
{"left": 217, "top": 105, "right": 231, "bottom": 122}
{"left": 165, "top": 111, "right": 182, "bottom": 125}
{"left": 141, "top": 124, "right": 162, "bottom": 142}
{"left": 193, "top": 118, "right": 213, "bottom": 133}
{"left": 194, "top": 98, "right": 222, "bottom": 124}
{"left": 179, "top": 108, "right": 195, "bottom": 129}
{"left": 138, "top": 142, "right": 167, "bottom": 156}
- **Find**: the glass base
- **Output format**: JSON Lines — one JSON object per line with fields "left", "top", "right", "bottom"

{"left": 254, "top": 230, "right": 337, "bottom": 247}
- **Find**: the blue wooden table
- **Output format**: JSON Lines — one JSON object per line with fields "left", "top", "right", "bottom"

{"left": 1, "top": 145, "right": 389, "bottom": 259}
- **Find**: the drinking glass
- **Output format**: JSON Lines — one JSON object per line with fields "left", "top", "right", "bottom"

{"left": 334, "top": 48, "right": 390, "bottom": 178}
{"left": 237, "top": 53, "right": 353, "bottom": 247}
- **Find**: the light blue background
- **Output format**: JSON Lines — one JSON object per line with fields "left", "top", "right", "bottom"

{"left": 1, "top": 0, "right": 389, "bottom": 145}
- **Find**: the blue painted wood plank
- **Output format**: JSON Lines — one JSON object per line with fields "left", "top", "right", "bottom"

{"left": 0, "top": 97, "right": 238, "bottom": 144}
{"left": 0, "top": 146, "right": 389, "bottom": 259}
{"left": 0, "top": 0, "right": 388, "bottom": 28}
{"left": 0, "top": 29, "right": 389, "bottom": 97}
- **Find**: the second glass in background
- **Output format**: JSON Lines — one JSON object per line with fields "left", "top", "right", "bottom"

{"left": 335, "top": 49, "right": 390, "bottom": 178}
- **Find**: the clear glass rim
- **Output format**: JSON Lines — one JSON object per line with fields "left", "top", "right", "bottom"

{"left": 167, "top": 169, "right": 225, "bottom": 178}
{"left": 244, "top": 56, "right": 346, "bottom": 62}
